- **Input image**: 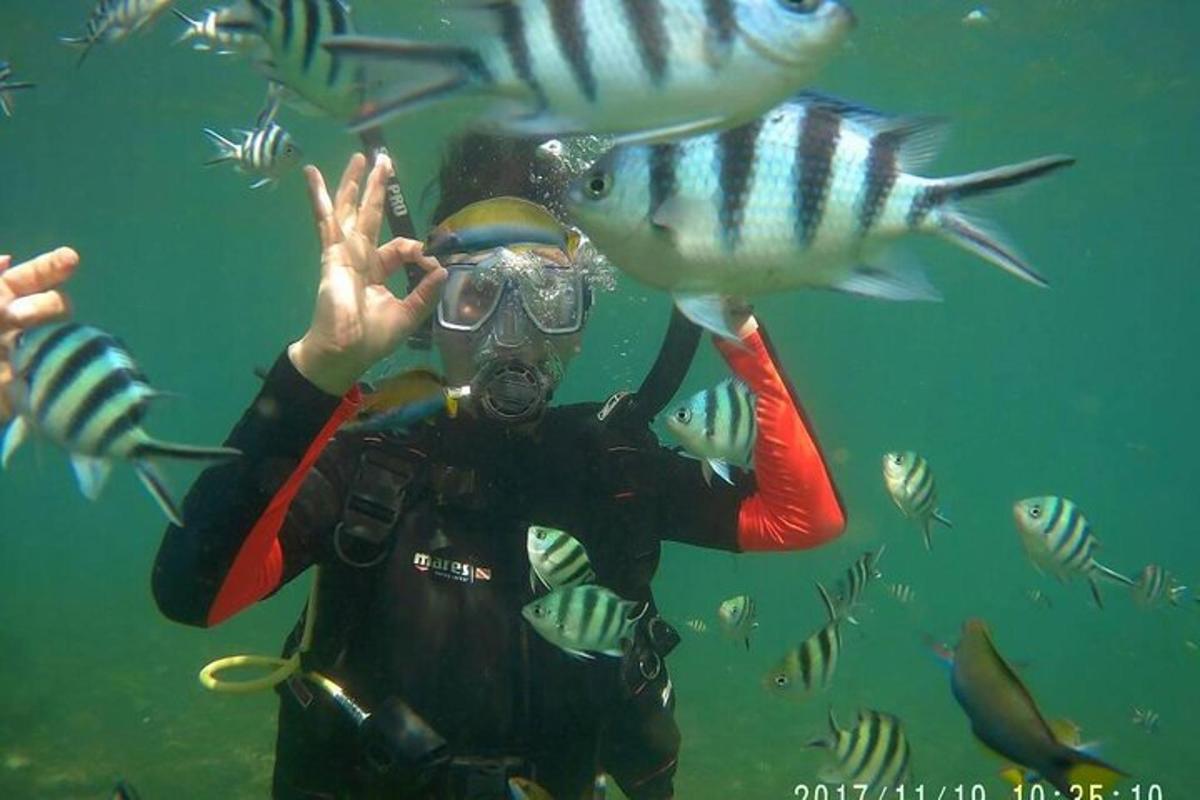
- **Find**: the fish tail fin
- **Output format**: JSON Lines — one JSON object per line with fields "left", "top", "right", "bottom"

{"left": 1093, "top": 562, "right": 1135, "bottom": 587}
{"left": 172, "top": 8, "right": 200, "bottom": 42}
{"left": 934, "top": 509, "right": 953, "bottom": 528}
{"left": 133, "top": 459, "right": 184, "bottom": 526}
{"left": 929, "top": 155, "right": 1075, "bottom": 287}
{"left": 1046, "top": 748, "right": 1126, "bottom": 796}
{"left": 320, "top": 36, "right": 486, "bottom": 132}
{"left": 133, "top": 439, "right": 241, "bottom": 463}
{"left": 0, "top": 417, "right": 30, "bottom": 468}
{"left": 202, "top": 128, "right": 238, "bottom": 164}
{"left": 922, "top": 632, "right": 955, "bottom": 671}
{"left": 816, "top": 581, "right": 840, "bottom": 624}
{"left": 921, "top": 518, "right": 934, "bottom": 551}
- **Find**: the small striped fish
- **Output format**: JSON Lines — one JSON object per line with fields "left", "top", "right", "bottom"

{"left": 684, "top": 618, "right": 708, "bottom": 635}
{"left": 568, "top": 93, "right": 1074, "bottom": 340}
{"left": 60, "top": 0, "right": 174, "bottom": 66}
{"left": 807, "top": 708, "right": 912, "bottom": 789}
{"left": 886, "top": 583, "right": 914, "bottom": 605}
{"left": 1131, "top": 707, "right": 1160, "bottom": 734}
{"left": 883, "top": 451, "right": 951, "bottom": 551}
{"left": 527, "top": 525, "right": 596, "bottom": 592}
{"left": 0, "top": 61, "right": 35, "bottom": 118}
{"left": 1026, "top": 588, "right": 1053, "bottom": 609}
{"left": 522, "top": 584, "right": 646, "bottom": 660}
{"left": 0, "top": 323, "right": 241, "bottom": 525}
{"left": 1012, "top": 497, "right": 1134, "bottom": 609}
{"left": 203, "top": 99, "right": 301, "bottom": 189}
{"left": 324, "top": 0, "right": 855, "bottom": 138}
{"left": 834, "top": 546, "right": 884, "bottom": 623}
{"left": 1132, "top": 564, "right": 1186, "bottom": 609}
{"left": 234, "top": 0, "right": 365, "bottom": 121}
{"left": 764, "top": 583, "right": 841, "bottom": 698}
{"left": 173, "top": 7, "right": 260, "bottom": 56}
{"left": 717, "top": 594, "right": 757, "bottom": 650}
{"left": 666, "top": 379, "right": 756, "bottom": 486}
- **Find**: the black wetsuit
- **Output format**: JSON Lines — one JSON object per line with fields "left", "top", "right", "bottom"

{"left": 153, "top": 353, "right": 756, "bottom": 799}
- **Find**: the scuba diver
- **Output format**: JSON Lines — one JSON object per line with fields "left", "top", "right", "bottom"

{"left": 152, "top": 135, "right": 847, "bottom": 800}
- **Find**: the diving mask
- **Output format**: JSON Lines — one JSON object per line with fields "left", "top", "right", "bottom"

{"left": 436, "top": 251, "right": 588, "bottom": 337}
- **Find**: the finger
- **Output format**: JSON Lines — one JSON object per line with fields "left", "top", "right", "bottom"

{"left": 355, "top": 153, "right": 392, "bottom": 244}
{"left": 333, "top": 153, "right": 368, "bottom": 228}
{"left": 0, "top": 255, "right": 11, "bottom": 274}
{"left": 1, "top": 247, "right": 80, "bottom": 298}
{"left": 0, "top": 290, "right": 71, "bottom": 331}
{"left": 304, "top": 166, "right": 341, "bottom": 249}
{"left": 377, "top": 237, "right": 442, "bottom": 278}
{"left": 397, "top": 265, "right": 448, "bottom": 321}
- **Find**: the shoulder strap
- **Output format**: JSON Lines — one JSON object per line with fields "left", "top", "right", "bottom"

{"left": 333, "top": 440, "right": 422, "bottom": 568}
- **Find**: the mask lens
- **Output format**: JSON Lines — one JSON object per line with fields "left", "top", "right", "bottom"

{"left": 518, "top": 268, "right": 584, "bottom": 334}
{"left": 438, "top": 267, "right": 503, "bottom": 331}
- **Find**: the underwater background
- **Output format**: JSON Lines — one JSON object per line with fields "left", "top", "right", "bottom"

{"left": 1, "top": 1, "right": 1197, "bottom": 797}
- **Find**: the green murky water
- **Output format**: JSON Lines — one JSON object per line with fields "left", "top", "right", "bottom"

{"left": 1, "top": 2, "right": 1197, "bottom": 798}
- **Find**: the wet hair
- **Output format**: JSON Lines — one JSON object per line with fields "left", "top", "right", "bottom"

{"left": 429, "top": 133, "right": 574, "bottom": 226}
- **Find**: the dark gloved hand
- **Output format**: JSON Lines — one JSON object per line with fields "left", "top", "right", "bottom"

{"left": 360, "top": 696, "right": 450, "bottom": 794}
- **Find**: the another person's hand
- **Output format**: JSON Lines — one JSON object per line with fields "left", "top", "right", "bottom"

{"left": 1, "top": 247, "right": 79, "bottom": 421}
{"left": 289, "top": 153, "right": 447, "bottom": 396}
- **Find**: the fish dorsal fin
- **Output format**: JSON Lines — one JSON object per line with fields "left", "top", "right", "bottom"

{"left": 0, "top": 417, "right": 30, "bottom": 468}
{"left": 793, "top": 91, "right": 949, "bottom": 172}
{"left": 70, "top": 455, "right": 113, "bottom": 500}
{"left": 816, "top": 581, "right": 838, "bottom": 623}
{"left": 981, "top": 627, "right": 1060, "bottom": 742}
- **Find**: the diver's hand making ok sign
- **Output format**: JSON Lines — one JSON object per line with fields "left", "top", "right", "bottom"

{"left": 289, "top": 153, "right": 447, "bottom": 396}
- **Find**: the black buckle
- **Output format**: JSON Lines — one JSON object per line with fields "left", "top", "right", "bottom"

{"left": 445, "top": 757, "right": 528, "bottom": 799}
{"left": 334, "top": 449, "right": 415, "bottom": 568}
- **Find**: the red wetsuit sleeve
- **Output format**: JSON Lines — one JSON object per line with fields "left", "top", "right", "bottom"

{"left": 715, "top": 328, "right": 846, "bottom": 551}
{"left": 205, "top": 388, "right": 361, "bottom": 626}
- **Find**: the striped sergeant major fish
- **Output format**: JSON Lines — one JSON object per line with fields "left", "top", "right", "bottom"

{"left": 203, "top": 96, "right": 302, "bottom": 189}
{"left": 567, "top": 92, "right": 1075, "bottom": 341}
{"left": 230, "top": 0, "right": 366, "bottom": 121}
{"left": 1130, "top": 707, "right": 1160, "bottom": 734}
{"left": 527, "top": 525, "right": 596, "bottom": 592}
{"left": 173, "top": 7, "right": 260, "bottom": 56}
{"left": 0, "top": 61, "right": 35, "bottom": 118}
{"left": 763, "top": 583, "right": 841, "bottom": 698}
{"left": 522, "top": 584, "right": 647, "bottom": 660}
{"left": 1012, "top": 497, "right": 1134, "bottom": 609}
{"left": 0, "top": 323, "right": 241, "bottom": 525}
{"left": 933, "top": 619, "right": 1126, "bottom": 797}
{"left": 833, "top": 546, "right": 884, "bottom": 623}
{"left": 886, "top": 582, "right": 914, "bottom": 605}
{"left": 883, "top": 451, "right": 952, "bottom": 551}
{"left": 807, "top": 708, "right": 912, "bottom": 790}
{"left": 60, "top": 0, "right": 174, "bottom": 66}
{"left": 1132, "top": 564, "right": 1186, "bottom": 609}
{"left": 717, "top": 594, "right": 757, "bottom": 650}
{"left": 665, "top": 378, "right": 756, "bottom": 486}
{"left": 323, "top": 0, "right": 855, "bottom": 139}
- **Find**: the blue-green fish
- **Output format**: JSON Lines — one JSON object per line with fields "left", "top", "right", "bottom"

{"left": 522, "top": 584, "right": 645, "bottom": 660}
{"left": 203, "top": 98, "right": 302, "bottom": 189}
{"left": 567, "top": 93, "right": 1074, "bottom": 340}
{"left": 527, "top": 525, "right": 596, "bottom": 592}
{"left": 60, "top": 0, "right": 174, "bottom": 66}
{"left": 763, "top": 583, "right": 841, "bottom": 698}
{"left": 1013, "top": 497, "right": 1134, "bottom": 608}
{"left": 0, "top": 61, "right": 35, "bottom": 118}
{"left": 1, "top": 323, "right": 241, "bottom": 525}
{"left": 883, "top": 451, "right": 951, "bottom": 550}
{"left": 324, "top": 0, "right": 854, "bottom": 139}
{"left": 935, "top": 619, "right": 1125, "bottom": 796}
{"left": 424, "top": 197, "right": 581, "bottom": 259}
{"left": 1131, "top": 564, "right": 1186, "bottom": 609}
{"left": 666, "top": 378, "right": 756, "bottom": 486}
{"left": 717, "top": 594, "right": 757, "bottom": 650}
{"left": 833, "top": 546, "right": 884, "bottom": 623}
{"left": 807, "top": 708, "right": 912, "bottom": 790}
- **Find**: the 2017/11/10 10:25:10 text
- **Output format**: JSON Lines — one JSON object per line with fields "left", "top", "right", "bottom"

{"left": 791, "top": 787, "right": 1166, "bottom": 800}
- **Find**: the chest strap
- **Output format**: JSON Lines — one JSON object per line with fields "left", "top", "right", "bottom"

{"left": 334, "top": 443, "right": 421, "bottom": 568}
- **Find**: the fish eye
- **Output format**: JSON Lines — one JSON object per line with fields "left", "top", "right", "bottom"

{"left": 779, "top": 0, "right": 823, "bottom": 12}
{"left": 774, "top": 674, "right": 789, "bottom": 687}
{"left": 1029, "top": 505, "right": 1042, "bottom": 518}
{"left": 585, "top": 172, "right": 610, "bottom": 199}
{"left": 891, "top": 454, "right": 904, "bottom": 465}
{"left": 675, "top": 408, "right": 691, "bottom": 424}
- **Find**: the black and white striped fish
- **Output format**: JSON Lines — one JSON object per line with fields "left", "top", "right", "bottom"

{"left": 883, "top": 451, "right": 951, "bottom": 551}
{"left": 666, "top": 378, "right": 756, "bottom": 485}
{"left": 324, "top": 0, "right": 855, "bottom": 139}
{"left": 833, "top": 546, "right": 884, "bottom": 623}
{"left": 232, "top": 0, "right": 365, "bottom": 120}
{"left": 174, "top": 7, "right": 260, "bottom": 56}
{"left": 527, "top": 525, "right": 596, "bottom": 592}
{"left": 1026, "top": 588, "right": 1053, "bottom": 609}
{"left": 0, "top": 61, "right": 35, "bottom": 118}
{"left": 1012, "top": 497, "right": 1134, "bottom": 609}
{"left": 522, "top": 584, "right": 646, "bottom": 660}
{"left": 1131, "top": 707, "right": 1160, "bottom": 734}
{"left": 684, "top": 618, "right": 708, "bottom": 635}
{"left": 60, "top": 0, "right": 174, "bottom": 66}
{"left": 1132, "top": 564, "right": 1186, "bottom": 609}
{"left": 886, "top": 583, "right": 914, "bottom": 605}
{"left": 764, "top": 583, "right": 841, "bottom": 698}
{"left": 717, "top": 594, "right": 757, "bottom": 650}
{"left": 807, "top": 708, "right": 912, "bottom": 789}
{"left": 203, "top": 99, "right": 301, "bottom": 189}
{"left": 567, "top": 93, "right": 1075, "bottom": 340}
{"left": 0, "top": 323, "right": 241, "bottom": 525}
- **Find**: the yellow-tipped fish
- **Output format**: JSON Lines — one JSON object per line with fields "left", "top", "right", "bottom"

{"left": 936, "top": 620, "right": 1126, "bottom": 796}
{"left": 424, "top": 197, "right": 581, "bottom": 259}
{"left": 997, "top": 719, "right": 1099, "bottom": 788}
{"left": 345, "top": 368, "right": 469, "bottom": 433}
